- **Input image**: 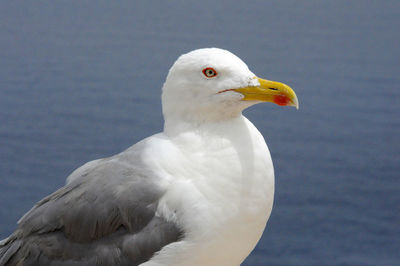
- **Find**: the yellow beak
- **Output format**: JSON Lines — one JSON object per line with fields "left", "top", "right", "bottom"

{"left": 233, "top": 77, "right": 299, "bottom": 109}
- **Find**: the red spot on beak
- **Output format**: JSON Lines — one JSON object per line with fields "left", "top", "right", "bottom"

{"left": 273, "top": 95, "right": 290, "bottom": 106}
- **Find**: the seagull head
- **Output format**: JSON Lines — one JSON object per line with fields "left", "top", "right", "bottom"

{"left": 162, "top": 48, "right": 298, "bottom": 125}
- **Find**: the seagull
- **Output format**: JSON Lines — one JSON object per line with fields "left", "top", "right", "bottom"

{"left": 0, "top": 48, "right": 298, "bottom": 266}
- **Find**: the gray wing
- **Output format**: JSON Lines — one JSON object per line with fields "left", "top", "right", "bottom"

{"left": 0, "top": 153, "right": 183, "bottom": 266}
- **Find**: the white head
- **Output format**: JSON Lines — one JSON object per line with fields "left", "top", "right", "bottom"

{"left": 162, "top": 48, "right": 298, "bottom": 129}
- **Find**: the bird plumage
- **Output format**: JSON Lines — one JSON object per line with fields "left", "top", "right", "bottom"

{"left": 1, "top": 48, "right": 297, "bottom": 266}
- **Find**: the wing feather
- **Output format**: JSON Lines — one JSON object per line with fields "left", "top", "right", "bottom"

{"left": 0, "top": 151, "right": 183, "bottom": 266}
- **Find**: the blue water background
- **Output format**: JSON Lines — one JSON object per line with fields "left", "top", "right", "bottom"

{"left": 0, "top": 1, "right": 399, "bottom": 265}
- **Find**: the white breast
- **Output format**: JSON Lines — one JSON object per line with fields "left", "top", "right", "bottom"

{"left": 141, "top": 115, "right": 274, "bottom": 266}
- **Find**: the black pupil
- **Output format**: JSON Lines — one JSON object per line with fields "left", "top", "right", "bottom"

{"left": 207, "top": 70, "right": 213, "bottom": 76}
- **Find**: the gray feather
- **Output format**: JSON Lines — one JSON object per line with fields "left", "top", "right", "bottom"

{"left": 0, "top": 146, "right": 183, "bottom": 266}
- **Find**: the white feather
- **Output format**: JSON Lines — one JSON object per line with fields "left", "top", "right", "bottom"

{"left": 140, "top": 48, "right": 275, "bottom": 265}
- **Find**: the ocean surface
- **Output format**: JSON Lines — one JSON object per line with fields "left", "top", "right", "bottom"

{"left": 0, "top": 1, "right": 399, "bottom": 265}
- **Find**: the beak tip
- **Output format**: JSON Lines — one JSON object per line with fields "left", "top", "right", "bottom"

{"left": 293, "top": 97, "right": 299, "bottom": 110}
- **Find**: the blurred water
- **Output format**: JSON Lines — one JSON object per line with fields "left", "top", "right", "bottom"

{"left": 0, "top": 1, "right": 399, "bottom": 265}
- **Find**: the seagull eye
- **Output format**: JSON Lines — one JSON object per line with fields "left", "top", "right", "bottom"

{"left": 202, "top": 67, "right": 217, "bottom": 78}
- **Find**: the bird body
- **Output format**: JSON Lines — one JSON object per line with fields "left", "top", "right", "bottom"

{"left": 0, "top": 48, "right": 297, "bottom": 266}
{"left": 140, "top": 115, "right": 274, "bottom": 265}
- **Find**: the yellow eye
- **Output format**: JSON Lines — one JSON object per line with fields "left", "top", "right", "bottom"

{"left": 202, "top": 67, "right": 217, "bottom": 78}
